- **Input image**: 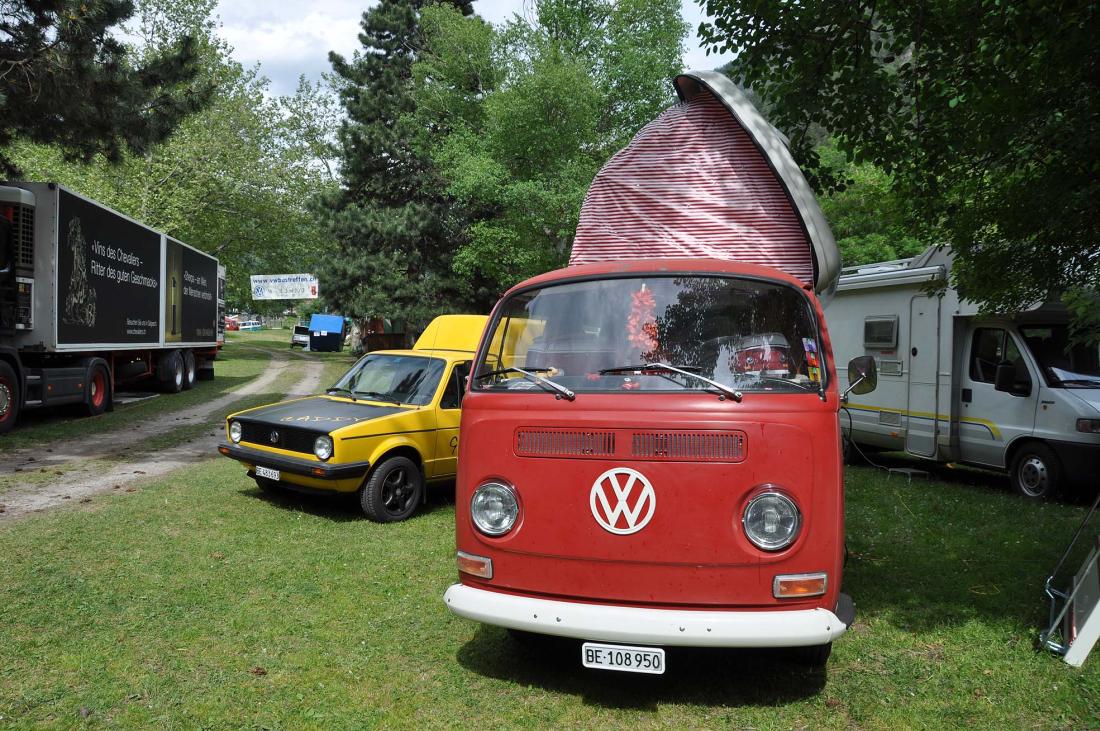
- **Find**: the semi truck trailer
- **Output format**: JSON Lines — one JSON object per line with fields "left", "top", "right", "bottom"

{"left": 0, "top": 182, "right": 223, "bottom": 434}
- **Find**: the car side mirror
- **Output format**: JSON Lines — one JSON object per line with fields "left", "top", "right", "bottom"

{"left": 844, "top": 356, "right": 877, "bottom": 401}
{"left": 994, "top": 362, "right": 1031, "bottom": 396}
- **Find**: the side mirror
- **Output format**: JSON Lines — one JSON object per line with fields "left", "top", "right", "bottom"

{"left": 993, "top": 363, "right": 1015, "bottom": 393}
{"left": 845, "top": 356, "right": 878, "bottom": 399}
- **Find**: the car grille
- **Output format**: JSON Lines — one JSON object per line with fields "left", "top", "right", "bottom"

{"left": 239, "top": 421, "right": 321, "bottom": 455}
{"left": 514, "top": 428, "right": 616, "bottom": 458}
{"left": 514, "top": 428, "right": 746, "bottom": 462}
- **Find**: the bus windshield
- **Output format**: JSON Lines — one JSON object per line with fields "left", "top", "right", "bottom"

{"left": 475, "top": 275, "right": 824, "bottom": 395}
{"left": 1020, "top": 325, "right": 1100, "bottom": 388}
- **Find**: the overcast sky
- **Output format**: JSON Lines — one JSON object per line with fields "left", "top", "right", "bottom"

{"left": 212, "top": 0, "right": 735, "bottom": 97}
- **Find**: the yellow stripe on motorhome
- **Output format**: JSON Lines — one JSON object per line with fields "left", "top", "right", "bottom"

{"left": 845, "top": 402, "right": 1001, "bottom": 440}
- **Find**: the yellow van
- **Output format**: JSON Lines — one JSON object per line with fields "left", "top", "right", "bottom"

{"left": 218, "top": 315, "right": 486, "bottom": 521}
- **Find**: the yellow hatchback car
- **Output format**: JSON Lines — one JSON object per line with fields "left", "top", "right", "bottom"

{"left": 218, "top": 315, "right": 486, "bottom": 521}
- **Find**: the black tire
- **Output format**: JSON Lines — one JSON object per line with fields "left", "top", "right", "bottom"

{"left": 182, "top": 350, "right": 196, "bottom": 391}
{"left": 159, "top": 350, "right": 184, "bottom": 393}
{"left": 0, "top": 360, "right": 19, "bottom": 434}
{"left": 83, "top": 362, "right": 111, "bottom": 416}
{"left": 360, "top": 456, "right": 423, "bottom": 522}
{"left": 790, "top": 642, "right": 833, "bottom": 667}
{"left": 1009, "top": 442, "right": 1062, "bottom": 500}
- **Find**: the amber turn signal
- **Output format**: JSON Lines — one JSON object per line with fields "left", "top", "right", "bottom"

{"left": 456, "top": 550, "right": 493, "bottom": 580}
{"left": 773, "top": 572, "right": 827, "bottom": 599}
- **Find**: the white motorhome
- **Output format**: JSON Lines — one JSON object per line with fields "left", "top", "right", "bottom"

{"left": 826, "top": 246, "right": 1100, "bottom": 499}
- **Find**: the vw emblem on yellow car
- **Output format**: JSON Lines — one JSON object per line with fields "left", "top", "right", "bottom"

{"left": 269, "top": 430, "right": 279, "bottom": 444}
{"left": 590, "top": 467, "right": 656, "bottom": 535}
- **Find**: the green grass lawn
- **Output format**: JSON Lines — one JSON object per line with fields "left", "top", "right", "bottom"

{"left": 1, "top": 338, "right": 272, "bottom": 451}
{"left": 0, "top": 332, "right": 357, "bottom": 453}
{"left": 0, "top": 459, "right": 1097, "bottom": 729}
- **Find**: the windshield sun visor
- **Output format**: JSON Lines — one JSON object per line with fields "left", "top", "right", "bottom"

{"left": 569, "top": 71, "right": 840, "bottom": 299}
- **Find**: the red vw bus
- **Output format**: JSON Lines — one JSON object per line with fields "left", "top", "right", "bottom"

{"left": 444, "top": 71, "right": 876, "bottom": 673}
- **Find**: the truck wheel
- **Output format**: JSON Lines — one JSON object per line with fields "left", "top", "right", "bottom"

{"left": 159, "top": 351, "right": 184, "bottom": 394}
{"left": 182, "top": 351, "right": 196, "bottom": 391}
{"left": 83, "top": 362, "right": 111, "bottom": 416}
{"left": 0, "top": 360, "right": 19, "bottom": 434}
{"left": 1010, "top": 443, "right": 1062, "bottom": 500}
{"left": 360, "top": 456, "right": 423, "bottom": 522}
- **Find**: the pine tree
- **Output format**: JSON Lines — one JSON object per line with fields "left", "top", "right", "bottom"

{"left": 317, "top": 0, "right": 481, "bottom": 339}
{"left": 0, "top": 0, "right": 212, "bottom": 176}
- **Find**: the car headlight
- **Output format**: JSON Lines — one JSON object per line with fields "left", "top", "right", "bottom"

{"left": 314, "top": 435, "right": 334, "bottom": 461}
{"left": 743, "top": 489, "right": 801, "bottom": 551}
{"left": 471, "top": 481, "right": 519, "bottom": 536}
{"left": 229, "top": 420, "right": 242, "bottom": 443}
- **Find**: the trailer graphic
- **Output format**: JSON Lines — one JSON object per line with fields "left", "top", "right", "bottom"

{"left": 0, "top": 182, "right": 222, "bottom": 433}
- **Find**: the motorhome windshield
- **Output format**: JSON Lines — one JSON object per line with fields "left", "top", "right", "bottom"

{"left": 475, "top": 275, "right": 824, "bottom": 395}
{"left": 1020, "top": 326, "right": 1100, "bottom": 388}
{"left": 329, "top": 354, "right": 445, "bottom": 405}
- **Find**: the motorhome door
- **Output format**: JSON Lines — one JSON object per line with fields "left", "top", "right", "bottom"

{"left": 906, "top": 295, "right": 941, "bottom": 457}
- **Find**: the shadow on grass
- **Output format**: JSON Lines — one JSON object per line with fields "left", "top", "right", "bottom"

{"left": 457, "top": 625, "right": 826, "bottom": 709}
{"left": 842, "top": 461, "right": 1096, "bottom": 636}
{"left": 234, "top": 477, "right": 456, "bottom": 523}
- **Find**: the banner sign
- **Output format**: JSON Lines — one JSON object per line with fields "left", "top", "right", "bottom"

{"left": 250, "top": 274, "right": 319, "bottom": 300}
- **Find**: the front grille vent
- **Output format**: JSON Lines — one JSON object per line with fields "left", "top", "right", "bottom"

{"left": 515, "top": 428, "right": 615, "bottom": 458}
{"left": 631, "top": 430, "right": 746, "bottom": 462}
{"left": 14, "top": 204, "right": 34, "bottom": 269}
{"left": 239, "top": 421, "right": 319, "bottom": 455}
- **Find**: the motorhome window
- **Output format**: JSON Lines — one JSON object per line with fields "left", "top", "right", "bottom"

{"left": 863, "top": 316, "right": 898, "bottom": 349}
{"left": 1020, "top": 325, "right": 1100, "bottom": 388}
{"left": 475, "top": 275, "right": 824, "bottom": 394}
{"left": 969, "top": 329, "right": 1029, "bottom": 387}
{"left": 332, "top": 354, "right": 445, "bottom": 406}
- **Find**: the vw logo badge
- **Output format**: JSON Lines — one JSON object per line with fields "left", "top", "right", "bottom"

{"left": 590, "top": 467, "right": 656, "bottom": 535}
{"left": 269, "top": 430, "right": 280, "bottom": 444}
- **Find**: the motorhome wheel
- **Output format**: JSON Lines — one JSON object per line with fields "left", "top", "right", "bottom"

{"left": 1010, "top": 443, "right": 1062, "bottom": 500}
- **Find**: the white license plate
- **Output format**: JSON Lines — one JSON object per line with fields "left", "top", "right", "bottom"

{"left": 581, "top": 642, "right": 665, "bottom": 675}
{"left": 255, "top": 465, "right": 280, "bottom": 481}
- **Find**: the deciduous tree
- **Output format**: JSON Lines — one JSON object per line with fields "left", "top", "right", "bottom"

{"left": 699, "top": 0, "right": 1100, "bottom": 326}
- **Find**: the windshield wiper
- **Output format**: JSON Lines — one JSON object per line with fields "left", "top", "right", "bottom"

{"left": 600, "top": 363, "right": 742, "bottom": 402}
{"left": 354, "top": 390, "right": 404, "bottom": 405}
{"left": 475, "top": 366, "right": 576, "bottom": 401}
{"left": 325, "top": 386, "right": 356, "bottom": 402}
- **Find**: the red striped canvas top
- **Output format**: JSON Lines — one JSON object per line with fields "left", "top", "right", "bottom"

{"left": 569, "top": 92, "right": 814, "bottom": 286}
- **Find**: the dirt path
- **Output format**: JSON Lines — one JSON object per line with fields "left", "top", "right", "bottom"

{"left": 0, "top": 348, "right": 325, "bottom": 521}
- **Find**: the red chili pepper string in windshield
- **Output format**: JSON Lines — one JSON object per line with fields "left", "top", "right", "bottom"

{"left": 627, "top": 286, "right": 659, "bottom": 359}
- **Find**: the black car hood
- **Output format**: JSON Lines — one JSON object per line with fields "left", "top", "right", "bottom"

{"left": 235, "top": 396, "right": 407, "bottom": 429}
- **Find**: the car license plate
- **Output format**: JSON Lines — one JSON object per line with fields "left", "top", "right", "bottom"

{"left": 255, "top": 465, "right": 280, "bottom": 481}
{"left": 581, "top": 642, "right": 665, "bottom": 675}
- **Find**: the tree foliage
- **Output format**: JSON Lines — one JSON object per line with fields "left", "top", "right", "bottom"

{"left": 699, "top": 0, "right": 1100, "bottom": 322}
{"left": 0, "top": 0, "right": 212, "bottom": 176}
{"left": 4, "top": 0, "right": 340, "bottom": 310}
{"left": 316, "top": 0, "right": 478, "bottom": 333}
{"left": 415, "top": 0, "right": 687, "bottom": 291}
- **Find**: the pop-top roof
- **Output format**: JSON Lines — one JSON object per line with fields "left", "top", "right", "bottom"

{"left": 569, "top": 71, "right": 840, "bottom": 296}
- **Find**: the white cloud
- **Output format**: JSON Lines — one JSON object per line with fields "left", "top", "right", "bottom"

{"left": 214, "top": 0, "right": 734, "bottom": 96}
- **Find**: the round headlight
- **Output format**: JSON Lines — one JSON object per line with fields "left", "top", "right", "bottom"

{"left": 229, "top": 420, "right": 242, "bottom": 443}
{"left": 471, "top": 482, "right": 519, "bottom": 536}
{"left": 314, "top": 435, "right": 333, "bottom": 461}
{"left": 743, "top": 490, "right": 801, "bottom": 551}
